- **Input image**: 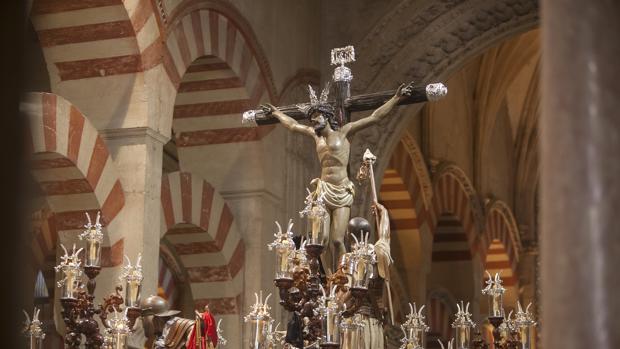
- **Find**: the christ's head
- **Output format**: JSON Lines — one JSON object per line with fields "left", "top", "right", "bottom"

{"left": 307, "top": 104, "right": 338, "bottom": 135}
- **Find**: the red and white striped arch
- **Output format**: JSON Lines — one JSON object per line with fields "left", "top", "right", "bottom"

{"left": 485, "top": 241, "right": 517, "bottom": 288}
{"left": 385, "top": 134, "right": 433, "bottom": 234}
{"left": 429, "top": 164, "right": 484, "bottom": 258}
{"left": 28, "top": 0, "right": 277, "bottom": 141}
{"left": 29, "top": 0, "right": 141, "bottom": 83}
{"left": 481, "top": 200, "right": 521, "bottom": 286}
{"left": 160, "top": 171, "right": 244, "bottom": 316}
{"left": 432, "top": 214, "right": 472, "bottom": 263}
{"left": 381, "top": 135, "right": 435, "bottom": 267}
{"left": 22, "top": 92, "right": 126, "bottom": 266}
{"left": 28, "top": 0, "right": 170, "bottom": 79}
{"left": 380, "top": 169, "right": 419, "bottom": 237}
{"left": 163, "top": 7, "right": 276, "bottom": 147}
{"left": 28, "top": 0, "right": 171, "bottom": 132}
{"left": 379, "top": 168, "right": 428, "bottom": 273}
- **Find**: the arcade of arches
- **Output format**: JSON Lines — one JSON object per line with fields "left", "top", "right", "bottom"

{"left": 17, "top": 0, "right": 620, "bottom": 348}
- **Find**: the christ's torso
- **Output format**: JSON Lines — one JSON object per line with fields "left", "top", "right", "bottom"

{"left": 316, "top": 131, "right": 350, "bottom": 183}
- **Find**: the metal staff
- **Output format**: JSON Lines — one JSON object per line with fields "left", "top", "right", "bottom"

{"left": 357, "top": 148, "right": 395, "bottom": 325}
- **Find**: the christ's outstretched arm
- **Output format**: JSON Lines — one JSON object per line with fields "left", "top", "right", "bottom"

{"left": 341, "top": 82, "right": 414, "bottom": 136}
{"left": 261, "top": 103, "right": 316, "bottom": 138}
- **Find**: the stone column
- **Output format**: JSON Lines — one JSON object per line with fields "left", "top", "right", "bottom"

{"left": 540, "top": 1, "right": 620, "bottom": 348}
{"left": 222, "top": 189, "right": 281, "bottom": 344}
{"left": 101, "top": 127, "right": 167, "bottom": 298}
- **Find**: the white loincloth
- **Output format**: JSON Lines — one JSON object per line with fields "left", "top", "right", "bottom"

{"left": 311, "top": 177, "right": 355, "bottom": 209}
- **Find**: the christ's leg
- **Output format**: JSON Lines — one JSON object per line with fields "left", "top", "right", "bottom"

{"left": 330, "top": 206, "right": 351, "bottom": 272}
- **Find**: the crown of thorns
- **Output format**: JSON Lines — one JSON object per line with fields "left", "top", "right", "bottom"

{"left": 296, "top": 83, "right": 334, "bottom": 116}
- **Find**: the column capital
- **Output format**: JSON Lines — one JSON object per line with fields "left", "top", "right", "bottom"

{"left": 99, "top": 127, "right": 170, "bottom": 146}
{"left": 221, "top": 188, "right": 282, "bottom": 207}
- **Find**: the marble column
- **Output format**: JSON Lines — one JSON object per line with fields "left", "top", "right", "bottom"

{"left": 101, "top": 127, "right": 167, "bottom": 299}
{"left": 540, "top": 1, "right": 620, "bottom": 348}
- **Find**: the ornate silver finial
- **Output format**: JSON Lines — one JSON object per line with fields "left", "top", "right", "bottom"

{"left": 350, "top": 231, "right": 376, "bottom": 264}
{"left": 119, "top": 254, "right": 143, "bottom": 284}
{"left": 400, "top": 302, "right": 430, "bottom": 349}
{"left": 357, "top": 148, "right": 377, "bottom": 184}
{"left": 331, "top": 45, "right": 355, "bottom": 82}
{"left": 331, "top": 46, "right": 355, "bottom": 66}
{"left": 452, "top": 301, "right": 475, "bottom": 328}
{"left": 245, "top": 291, "right": 273, "bottom": 322}
{"left": 120, "top": 254, "right": 143, "bottom": 308}
{"left": 268, "top": 219, "right": 295, "bottom": 251}
{"left": 264, "top": 322, "right": 286, "bottom": 348}
{"left": 23, "top": 308, "right": 45, "bottom": 341}
{"left": 403, "top": 303, "right": 430, "bottom": 333}
{"left": 242, "top": 110, "right": 258, "bottom": 124}
{"left": 399, "top": 325, "right": 420, "bottom": 349}
{"left": 362, "top": 149, "right": 376, "bottom": 164}
{"left": 425, "top": 83, "right": 448, "bottom": 101}
{"left": 106, "top": 307, "right": 131, "bottom": 334}
{"left": 268, "top": 219, "right": 297, "bottom": 280}
{"left": 80, "top": 211, "right": 103, "bottom": 243}
{"left": 482, "top": 271, "right": 506, "bottom": 297}
{"left": 104, "top": 307, "right": 131, "bottom": 347}
{"left": 482, "top": 271, "right": 506, "bottom": 317}
{"left": 315, "top": 284, "right": 339, "bottom": 330}
{"left": 514, "top": 301, "right": 536, "bottom": 328}
{"left": 438, "top": 338, "right": 455, "bottom": 349}
{"left": 299, "top": 187, "right": 328, "bottom": 220}
{"left": 55, "top": 244, "right": 84, "bottom": 289}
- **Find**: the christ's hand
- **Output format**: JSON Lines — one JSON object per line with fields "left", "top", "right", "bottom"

{"left": 396, "top": 81, "right": 415, "bottom": 98}
{"left": 260, "top": 103, "right": 276, "bottom": 115}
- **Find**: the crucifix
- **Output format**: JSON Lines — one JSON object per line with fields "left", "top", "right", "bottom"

{"left": 242, "top": 46, "right": 447, "bottom": 272}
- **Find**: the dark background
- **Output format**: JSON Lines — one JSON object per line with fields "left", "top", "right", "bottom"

{"left": 0, "top": 0, "right": 29, "bottom": 346}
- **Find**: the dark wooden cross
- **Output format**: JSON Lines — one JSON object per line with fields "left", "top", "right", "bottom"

{"left": 243, "top": 46, "right": 447, "bottom": 125}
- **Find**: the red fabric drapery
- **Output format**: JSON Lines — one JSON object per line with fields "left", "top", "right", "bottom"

{"left": 186, "top": 311, "right": 218, "bottom": 348}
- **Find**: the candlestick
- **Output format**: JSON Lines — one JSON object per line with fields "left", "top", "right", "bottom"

{"left": 55, "top": 244, "right": 84, "bottom": 299}
{"left": 349, "top": 232, "right": 376, "bottom": 291}
{"left": 482, "top": 271, "right": 505, "bottom": 318}
{"left": 318, "top": 285, "right": 340, "bottom": 347}
{"left": 399, "top": 326, "right": 421, "bottom": 349}
{"left": 119, "top": 254, "right": 143, "bottom": 308}
{"left": 290, "top": 238, "right": 309, "bottom": 272}
{"left": 401, "top": 303, "right": 429, "bottom": 348}
{"left": 514, "top": 302, "right": 536, "bottom": 349}
{"left": 244, "top": 292, "right": 272, "bottom": 349}
{"left": 300, "top": 188, "right": 328, "bottom": 246}
{"left": 79, "top": 212, "right": 103, "bottom": 267}
{"left": 22, "top": 308, "right": 45, "bottom": 349}
{"left": 452, "top": 301, "right": 475, "bottom": 349}
{"left": 105, "top": 308, "right": 130, "bottom": 349}
{"left": 267, "top": 220, "right": 296, "bottom": 280}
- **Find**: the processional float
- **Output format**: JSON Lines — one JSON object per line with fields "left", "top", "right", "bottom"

{"left": 241, "top": 46, "right": 536, "bottom": 349}
{"left": 20, "top": 45, "right": 536, "bottom": 349}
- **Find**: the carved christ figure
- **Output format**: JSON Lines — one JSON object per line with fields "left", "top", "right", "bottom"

{"left": 260, "top": 82, "right": 414, "bottom": 271}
